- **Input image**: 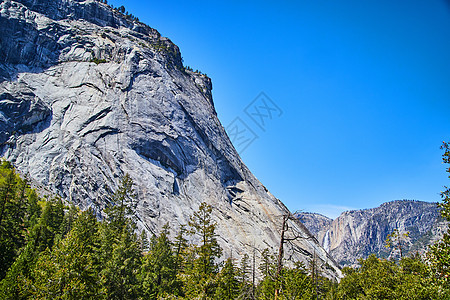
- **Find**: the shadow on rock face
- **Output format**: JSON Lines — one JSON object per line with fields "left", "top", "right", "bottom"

{"left": 0, "top": 83, "right": 52, "bottom": 145}
{"left": 132, "top": 138, "right": 186, "bottom": 177}
{"left": 0, "top": 14, "right": 62, "bottom": 83}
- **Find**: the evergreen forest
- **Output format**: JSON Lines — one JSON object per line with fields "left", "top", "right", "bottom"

{"left": 1, "top": 142, "right": 450, "bottom": 299}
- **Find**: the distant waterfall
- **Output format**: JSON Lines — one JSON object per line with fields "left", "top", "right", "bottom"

{"left": 323, "top": 230, "right": 330, "bottom": 252}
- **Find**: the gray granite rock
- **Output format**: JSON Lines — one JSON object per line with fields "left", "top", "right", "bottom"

{"left": 295, "top": 212, "right": 333, "bottom": 251}
{"left": 297, "top": 200, "right": 446, "bottom": 267}
{"left": 0, "top": 0, "right": 341, "bottom": 278}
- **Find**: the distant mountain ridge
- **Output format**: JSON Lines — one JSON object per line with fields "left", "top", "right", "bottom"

{"left": 297, "top": 200, "right": 447, "bottom": 266}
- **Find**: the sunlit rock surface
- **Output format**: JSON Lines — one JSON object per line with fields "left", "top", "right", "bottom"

{"left": 298, "top": 200, "right": 446, "bottom": 267}
{"left": 0, "top": 0, "right": 341, "bottom": 278}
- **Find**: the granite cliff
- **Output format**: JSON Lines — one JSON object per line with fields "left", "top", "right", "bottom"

{"left": 0, "top": 0, "right": 341, "bottom": 277}
{"left": 297, "top": 200, "right": 446, "bottom": 267}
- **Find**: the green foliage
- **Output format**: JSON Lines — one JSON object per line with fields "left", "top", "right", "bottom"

{"left": 257, "top": 259, "right": 337, "bottom": 300}
{"left": 385, "top": 228, "right": 410, "bottom": 259}
{"left": 182, "top": 202, "right": 223, "bottom": 298}
{"left": 184, "top": 65, "right": 205, "bottom": 75}
{"left": 105, "top": 173, "right": 136, "bottom": 229}
{"left": 151, "top": 40, "right": 172, "bottom": 53}
{"left": 32, "top": 209, "right": 101, "bottom": 299}
{"left": 257, "top": 248, "right": 277, "bottom": 300}
{"left": 24, "top": 189, "right": 41, "bottom": 231}
{"left": 173, "top": 224, "right": 188, "bottom": 274}
{"left": 100, "top": 226, "right": 141, "bottom": 299}
{"left": 3, "top": 150, "right": 450, "bottom": 300}
{"left": 258, "top": 255, "right": 333, "bottom": 300}
{"left": 257, "top": 275, "right": 277, "bottom": 300}
{"left": 0, "top": 171, "right": 145, "bottom": 299}
{"left": 0, "top": 161, "right": 29, "bottom": 279}
{"left": 0, "top": 243, "right": 36, "bottom": 299}
{"left": 337, "top": 254, "right": 440, "bottom": 299}
{"left": 428, "top": 141, "right": 450, "bottom": 294}
{"left": 98, "top": 174, "right": 142, "bottom": 299}
{"left": 215, "top": 258, "right": 239, "bottom": 300}
{"left": 335, "top": 142, "right": 450, "bottom": 299}
{"left": 259, "top": 248, "right": 276, "bottom": 278}
{"left": 33, "top": 198, "right": 65, "bottom": 250}
{"left": 0, "top": 198, "right": 65, "bottom": 299}
{"left": 280, "top": 262, "right": 313, "bottom": 300}
{"left": 139, "top": 224, "right": 182, "bottom": 298}
{"left": 188, "top": 202, "right": 222, "bottom": 276}
{"left": 238, "top": 253, "right": 254, "bottom": 299}
{"left": 338, "top": 255, "right": 399, "bottom": 299}
{"left": 90, "top": 57, "right": 107, "bottom": 64}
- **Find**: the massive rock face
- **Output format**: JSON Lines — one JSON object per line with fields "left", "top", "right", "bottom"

{"left": 0, "top": 0, "right": 341, "bottom": 278}
{"left": 298, "top": 200, "right": 446, "bottom": 267}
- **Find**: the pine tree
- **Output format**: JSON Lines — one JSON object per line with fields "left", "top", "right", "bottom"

{"left": 240, "top": 253, "right": 250, "bottom": 284}
{"left": 259, "top": 248, "right": 276, "bottom": 278}
{"left": 139, "top": 230, "right": 149, "bottom": 252}
{"left": 99, "top": 174, "right": 142, "bottom": 299}
{"left": 215, "top": 257, "right": 239, "bottom": 300}
{"left": 32, "top": 198, "right": 65, "bottom": 252}
{"left": 105, "top": 173, "right": 137, "bottom": 231}
{"left": 183, "top": 202, "right": 222, "bottom": 298}
{"left": 188, "top": 202, "right": 222, "bottom": 275}
{"left": 101, "top": 227, "right": 141, "bottom": 299}
{"left": 0, "top": 197, "right": 66, "bottom": 298}
{"left": 257, "top": 248, "right": 277, "bottom": 300}
{"left": 385, "top": 228, "right": 410, "bottom": 259}
{"left": 282, "top": 262, "right": 313, "bottom": 300}
{"left": 238, "top": 253, "right": 253, "bottom": 299}
{"left": 32, "top": 209, "right": 101, "bottom": 299}
{"left": 0, "top": 161, "right": 28, "bottom": 279}
{"left": 59, "top": 204, "right": 80, "bottom": 239}
{"left": 173, "top": 224, "right": 188, "bottom": 274}
{"left": 24, "top": 189, "right": 41, "bottom": 232}
{"left": 140, "top": 224, "right": 182, "bottom": 298}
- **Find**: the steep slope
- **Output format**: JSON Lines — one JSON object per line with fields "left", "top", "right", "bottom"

{"left": 298, "top": 200, "right": 446, "bottom": 266}
{"left": 0, "top": 0, "right": 341, "bottom": 277}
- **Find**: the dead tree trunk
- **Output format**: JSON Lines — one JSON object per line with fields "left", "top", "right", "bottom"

{"left": 274, "top": 214, "right": 289, "bottom": 299}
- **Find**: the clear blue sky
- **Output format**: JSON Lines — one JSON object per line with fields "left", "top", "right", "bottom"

{"left": 108, "top": 0, "right": 450, "bottom": 218}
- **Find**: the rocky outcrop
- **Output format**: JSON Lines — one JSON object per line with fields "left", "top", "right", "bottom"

{"left": 0, "top": 83, "right": 51, "bottom": 143}
{"left": 298, "top": 200, "right": 446, "bottom": 267}
{"left": 295, "top": 212, "right": 332, "bottom": 251}
{"left": 0, "top": 0, "right": 341, "bottom": 278}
